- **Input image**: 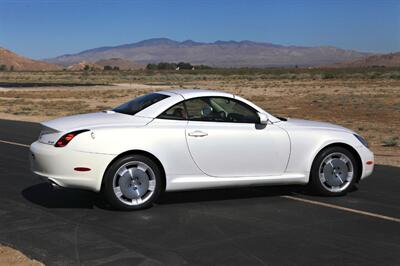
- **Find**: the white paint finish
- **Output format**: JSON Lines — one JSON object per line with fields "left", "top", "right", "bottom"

{"left": 167, "top": 173, "right": 307, "bottom": 191}
{"left": 357, "top": 145, "right": 374, "bottom": 179}
{"left": 42, "top": 111, "right": 153, "bottom": 132}
{"left": 186, "top": 121, "right": 290, "bottom": 177}
{"left": 30, "top": 89, "right": 374, "bottom": 193}
{"left": 30, "top": 140, "right": 114, "bottom": 191}
{"left": 277, "top": 118, "right": 374, "bottom": 180}
{"left": 280, "top": 118, "right": 354, "bottom": 133}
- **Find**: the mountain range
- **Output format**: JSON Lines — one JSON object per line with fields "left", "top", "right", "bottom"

{"left": 0, "top": 47, "right": 60, "bottom": 71}
{"left": 0, "top": 48, "right": 145, "bottom": 71}
{"left": 46, "top": 38, "right": 371, "bottom": 68}
{"left": 1, "top": 39, "right": 400, "bottom": 71}
{"left": 329, "top": 52, "right": 400, "bottom": 68}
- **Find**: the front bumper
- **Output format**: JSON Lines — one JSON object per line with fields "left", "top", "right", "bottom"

{"left": 356, "top": 145, "right": 374, "bottom": 180}
{"left": 30, "top": 141, "right": 115, "bottom": 192}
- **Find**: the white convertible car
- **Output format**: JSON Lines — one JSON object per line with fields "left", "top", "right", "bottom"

{"left": 30, "top": 89, "right": 374, "bottom": 210}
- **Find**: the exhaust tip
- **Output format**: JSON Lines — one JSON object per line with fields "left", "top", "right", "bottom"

{"left": 48, "top": 179, "right": 62, "bottom": 190}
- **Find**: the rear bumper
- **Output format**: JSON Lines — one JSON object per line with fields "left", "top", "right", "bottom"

{"left": 30, "top": 141, "right": 115, "bottom": 192}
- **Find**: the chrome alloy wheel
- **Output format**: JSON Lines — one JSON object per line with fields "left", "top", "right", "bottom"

{"left": 318, "top": 152, "right": 354, "bottom": 193}
{"left": 113, "top": 161, "right": 156, "bottom": 206}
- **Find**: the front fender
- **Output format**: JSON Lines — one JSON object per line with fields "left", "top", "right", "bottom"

{"left": 285, "top": 129, "right": 364, "bottom": 182}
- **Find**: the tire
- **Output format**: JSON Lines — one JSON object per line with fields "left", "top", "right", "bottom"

{"left": 103, "top": 154, "right": 163, "bottom": 210}
{"left": 309, "top": 146, "right": 359, "bottom": 196}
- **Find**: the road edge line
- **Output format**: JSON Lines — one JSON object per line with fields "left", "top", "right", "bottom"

{"left": 281, "top": 195, "right": 400, "bottom": 223}
{"left": 0, "top": 140, "right": 30, "bottom": 148}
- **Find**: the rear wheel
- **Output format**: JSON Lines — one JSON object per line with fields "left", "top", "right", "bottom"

{"left": 103, "top": 154, "right": 163, "bottom": 210}
{"left": 309, "top": 146, "right": 359, "bottom": 196}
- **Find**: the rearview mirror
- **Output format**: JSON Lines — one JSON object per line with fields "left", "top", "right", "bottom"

{"left": 258, "top": 113, "right": 269, "bottom": 125}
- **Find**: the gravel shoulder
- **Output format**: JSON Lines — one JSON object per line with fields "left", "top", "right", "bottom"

{"left": 0, "top": 245, "right": 43, "bottom": 266}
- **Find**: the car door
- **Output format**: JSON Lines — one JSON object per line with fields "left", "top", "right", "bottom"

{"left": 184, "top": 97, "right": 290, "bottom": 177}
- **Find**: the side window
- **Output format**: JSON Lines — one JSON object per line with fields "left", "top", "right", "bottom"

{"left": 184, "top": 97, "right": 259, "bottom": 123}
{"left": 184, "top": 98, "right": 217, "bottom": 121}
{"left": 158, "top": 102, "right": 187, "bottom": 120}
{"left": 210, "top": 97, "right": 259, "bottom": 123}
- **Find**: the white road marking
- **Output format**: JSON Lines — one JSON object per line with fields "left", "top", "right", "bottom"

{"left": 1, "top": 138, "right": 400, "bottom": 223}
{"left": 0, "top": 139, "right": 30, "bottom": 148}
{"left": 282, "top": 195, "right": 400, "bottom": 223}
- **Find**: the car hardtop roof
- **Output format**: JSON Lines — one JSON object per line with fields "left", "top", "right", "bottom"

{"left": 137, "top": 88, "right": 279, "bottom": 122}
{"left": 159, "top": 89, "right": 234, "bottom": 99}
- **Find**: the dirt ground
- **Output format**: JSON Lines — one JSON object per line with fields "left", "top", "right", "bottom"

{"left": 0, "top": 78, "right": 399, "bottom": 166}
{"left": 0, "top": 245, "right": 43, "bottom": 266}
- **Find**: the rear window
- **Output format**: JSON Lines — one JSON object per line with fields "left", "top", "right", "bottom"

{"left": 113, "top": 93, "right": 169, "bottom": 116}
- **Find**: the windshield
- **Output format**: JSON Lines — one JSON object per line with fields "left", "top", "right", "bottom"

{"left": 113, "top": 93, "right": 169, "bottom": 115}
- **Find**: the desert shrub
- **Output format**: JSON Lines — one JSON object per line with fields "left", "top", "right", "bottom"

{"left": 146, "top": 62, "right": 177, "bottom": 70}
{"left": 368, "top": 72, "right": 380, "bottom": 79}
{"left": 146, "top": 63, "right": 157, "bottom": 70}
{"left": 296, "top": 73, "right": 312, "bottom": 79}
{"left": 321, "top": 72, "right": 336, "bottom": 79}
{"left": 346, "top": 73, "right": 364, "bottom": 79}
{"left": 387, "top": 71, "right": 400, "bottom": 79}
{"left": 177, "top": 62, "right": 193, "bottom": 70}
{"left": 158, "top": 62, "right": 177, "bottom": 70}
{"left": 382, "top": 136, "right": 399, "bottom": 147}
{"left": 195, "top": 64, "right": 212, "bottom": 70}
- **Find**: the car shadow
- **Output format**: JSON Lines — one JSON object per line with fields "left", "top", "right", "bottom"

{"left": 22, "top": 182, "right": 311, "bottom": 210}
{"left": 21, "top": 183, "right": 109, "bottom": 209}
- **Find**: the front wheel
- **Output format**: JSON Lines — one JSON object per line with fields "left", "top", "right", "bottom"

{"left": 309, "top": 146, "right": 359, "bottom": 196}
{"left": 103, "top": 155, "right": 163, "bottom": 210}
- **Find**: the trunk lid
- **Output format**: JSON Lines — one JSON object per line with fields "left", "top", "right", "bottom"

{"left": 38, "top": 111, "right": 153, "bottom": 145}
{"left": 41, "top": 111, "right": 152, "bottom": 132}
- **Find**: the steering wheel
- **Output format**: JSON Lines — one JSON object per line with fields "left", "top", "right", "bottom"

{"left": 218, "top": 111, "right": 227, "bottom": 120}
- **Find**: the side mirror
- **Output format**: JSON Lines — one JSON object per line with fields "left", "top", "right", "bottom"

{"left": 258, "top": 113, "right": 269, "bottom": 125}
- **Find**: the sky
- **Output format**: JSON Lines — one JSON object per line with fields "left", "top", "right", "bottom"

{"left": 0, "top": 0, "right": 399, "bottom": 59}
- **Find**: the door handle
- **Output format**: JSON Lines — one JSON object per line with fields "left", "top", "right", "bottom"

{"left": 188, "top": 130, "right": 208, "bottom": 137}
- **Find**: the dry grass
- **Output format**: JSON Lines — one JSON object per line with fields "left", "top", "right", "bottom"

{"left": 0, "top": 72, "right": 399, "bottom": 166}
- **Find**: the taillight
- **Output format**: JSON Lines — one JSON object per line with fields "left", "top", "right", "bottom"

{"left": 55, "top": 130, "right": 89, "bottom": 147}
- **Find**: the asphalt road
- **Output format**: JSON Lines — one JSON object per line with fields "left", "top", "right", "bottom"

{"left": 0, "top": 119, "right": 399, "bottom": 266}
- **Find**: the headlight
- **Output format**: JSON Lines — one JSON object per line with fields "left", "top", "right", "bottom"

{"left": 354, "top": 134, "right": 369, "bottom": 148}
